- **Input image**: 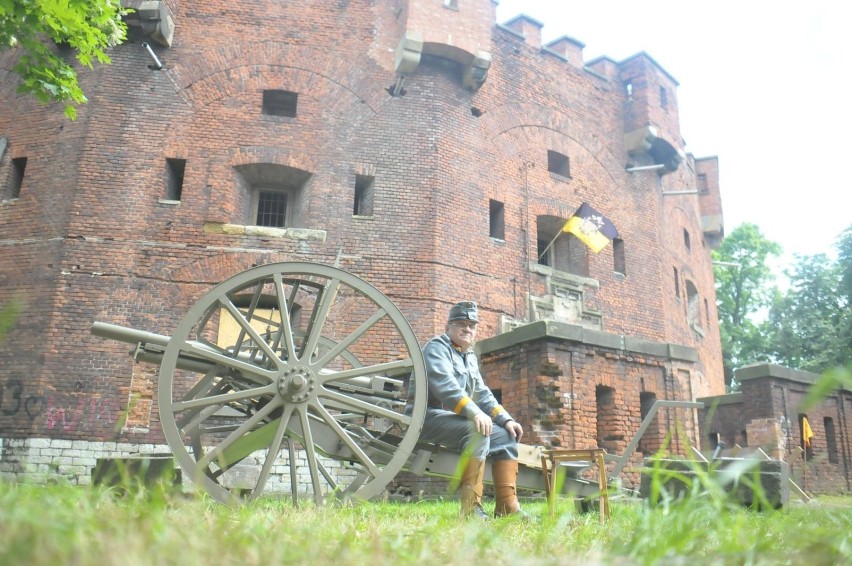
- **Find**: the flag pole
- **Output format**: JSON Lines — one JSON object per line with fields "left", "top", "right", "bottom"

{"left": 538, "top": 226, "right": 565, "bottom": 262}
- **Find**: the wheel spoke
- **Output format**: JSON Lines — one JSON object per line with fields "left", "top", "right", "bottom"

{"left": 179, "top": 339, "right": 277, "bottom": 383}
{"left": 298, "top": 405, "right": 324, "bottom": 504}
{"left": 320, "top": 388, "right": 411, "bottom": 425}
{"left": 196, "top": 398, "right": 281, "bottom": 470}
{"left": 218, "top": 295, "right": 283, "bottom": 369}
{"left": 251, "top": 404, "right": 295, "bottom": 501}
{"left": 312, "top": 308, "right": 387, "bottom": 368}
{"left": 273, "top": 273, "right": 298, "bottom": 361}
{"left": 172, "top": 383, "right": 277, "bottom": 413}
{"left": 301, "top": 277, "right": 340, "bottom": 362}
{"left": 319, "top": 358, "right": 414, "bottom": 384}
{"left": 310, "top": 400, "right": 380, "bottom": 477}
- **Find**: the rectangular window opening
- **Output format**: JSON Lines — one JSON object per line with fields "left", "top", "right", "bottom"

{"left": 256, "top": 190, "right": 288, "bottom": 227}
{"left": 613, "top": 238, "right": 625, "bottom": 275}
{"left": 166, "top": 158, "right": 186, "bottom": 201}
{"left": 698, "top": 173, "right": 709, "bottom": 194}
{"left": 8, "top": 157, "right": 27, "bottom": 198}
{"left": 683, "top": 228, "right": 691, "bottom": 250}
{"left": 825, "top": 417, "right": 838, "bottom": 464}
{"left": 537, "top": 239, "right": 550, "bottom": 267}
{"left": 660, "top": 86, "right": 668, "bottom": 109}
{"left": 353, "top": 174, "right": 375, "bottom": 216}
{"left": 262, "top": 90, "right": 298, "bottom": 117}
{"left": 673, "top": 267, "right": 680, "bottom": 298}
{"left": 489, "top": 199, "right": 505, "bottom": 240}
{"left": 547, "top": 150, "right": 570, "bottom": 178}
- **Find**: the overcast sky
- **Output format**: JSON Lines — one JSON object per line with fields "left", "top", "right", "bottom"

{"left": 495, "top": 0, "right": 850, "bottom": 270}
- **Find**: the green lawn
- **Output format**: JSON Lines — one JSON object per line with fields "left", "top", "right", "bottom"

{"left": 1, "top": 481, "right": 850, "bottom": 565}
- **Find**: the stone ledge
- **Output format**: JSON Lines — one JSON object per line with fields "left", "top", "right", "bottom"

{"left": 204, "top": 222, "right": 327, "bottom": 242}
{"left": 478, "top": 319, "right": 699, "bottom": 362}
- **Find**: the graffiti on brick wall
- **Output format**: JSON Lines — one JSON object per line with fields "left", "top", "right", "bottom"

{"left": 1, "top": 378, "right": 123, "bottom": 432}
{"left": 0, "top": 379, "right": 46, "bottom": 420}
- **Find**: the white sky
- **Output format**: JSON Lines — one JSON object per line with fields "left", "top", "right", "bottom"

{"left": 495, "top": 0, "right": 850, "bottom": 269}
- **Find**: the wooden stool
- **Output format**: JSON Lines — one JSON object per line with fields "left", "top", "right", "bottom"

{"left": 540, "top": 448, "right": 611, "bottom": 521}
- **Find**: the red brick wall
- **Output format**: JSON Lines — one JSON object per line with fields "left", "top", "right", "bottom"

{"left": 1, "top": 1, "right": 724, "bottom": 448}
{"left": 700, "top": 365, "right": 852, "bottom": 494}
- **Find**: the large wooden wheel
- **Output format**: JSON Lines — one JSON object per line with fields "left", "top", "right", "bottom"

{"left": 157, "top": 263, "right": 427, "bottom": 504}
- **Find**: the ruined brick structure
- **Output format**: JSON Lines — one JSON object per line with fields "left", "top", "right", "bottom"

{"left": 8, "top": 0, "right": 831, "bottom": 494}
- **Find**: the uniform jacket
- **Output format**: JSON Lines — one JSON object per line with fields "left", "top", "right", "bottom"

{"left": 421, "top": 333, "right": 514, "bottom": 426}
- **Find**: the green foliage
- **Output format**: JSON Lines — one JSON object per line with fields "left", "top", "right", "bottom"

{"left": 0, "top": 0, "right": 128, "bottom": 119}
{"left": 713, "top": 223, "right": 782, "bottom": 386}
{"left": 766, "top": 252, "right": 850, "bottom": 373}
{"left": 1, "top": 482, "right": 851, "bottom": 565}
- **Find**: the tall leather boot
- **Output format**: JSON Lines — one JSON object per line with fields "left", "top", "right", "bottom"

{"left": 459, "top": 458, "right": 489, "bottom": 519}
{"left": 493, "top": 459, "right": 528, "bottom": 518}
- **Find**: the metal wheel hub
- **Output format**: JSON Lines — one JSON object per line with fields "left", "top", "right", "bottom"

{"left": 279, "top": 366, "right": 316, "bottom": 402}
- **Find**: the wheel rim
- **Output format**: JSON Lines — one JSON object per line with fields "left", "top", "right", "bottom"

{"left": 157, "top": 262, "right": 427, "bottom": 504}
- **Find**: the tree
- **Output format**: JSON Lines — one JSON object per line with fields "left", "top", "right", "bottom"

{"left": 766, "top": 226, "right": 851, "bottom": 373}
{"left": 713, "top": 223, "right": 782, "bottom": 388}
{"left": 0, "top": 0, "right": 128, "bottom": 119}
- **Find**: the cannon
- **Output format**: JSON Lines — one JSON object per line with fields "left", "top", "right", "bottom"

{"left": 92, "top": 262, "right": 619, "bottom": 506}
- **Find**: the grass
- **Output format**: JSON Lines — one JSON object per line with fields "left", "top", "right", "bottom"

{"left": 1, "top": 480, "right": 850, "bottom": 566}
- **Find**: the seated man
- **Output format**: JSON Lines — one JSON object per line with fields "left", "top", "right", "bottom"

{"left": 414, "top": 301, "right": 526, "bottom": 519}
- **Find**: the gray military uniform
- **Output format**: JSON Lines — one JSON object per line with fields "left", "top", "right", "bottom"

{"left": 415, "top": 333, "right": 519, "bottom": 461}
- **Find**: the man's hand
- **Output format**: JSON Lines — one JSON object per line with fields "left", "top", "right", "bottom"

{"left": 472, "top": 413, "right": 493, "bottom": 437}
{"left": 505, "top": 420, "right": 524, "bottom": 441}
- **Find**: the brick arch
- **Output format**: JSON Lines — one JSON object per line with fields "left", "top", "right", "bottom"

{"left": 229, "top": 145, "right": 318, "bottom": 174}
{"left": 477, "top": 102, "right": 621, "bottom": 179}
{"left": 168, "top": 252, "right": 290, "bottom": 285}
{"left": 168, "top": 42, "right": 387, "bottom": 116}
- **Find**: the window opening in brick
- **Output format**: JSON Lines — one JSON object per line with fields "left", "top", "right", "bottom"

{"left": 708, "top": 432, "right": 721, "bottom": 450}
{"left": 686, "top": 280, "right": 700, "bottom": 329}
{"left": 536, "top": 239, "right": 550, "bottom": 267}
{"left": 8, "top": 157, "right": 27, "bottom": 198}
{"left": 353, "top": 174, "right": 375, "bottom": 216}
{"left": 740, "top": 430, "right": 748, "bottom": 447}
{"left": 262, "top": 90, "right": 298, "bottom": 117}
{"left": 166, "top": 158, "right": 186, "bottom": 201}
{"left": 825, "top": 417, "right": 838, "bottom": 464}
{"left": 596, "top": 385, "right": 621, "bottom": 451}
{"left": 660, "top": 86, "right": 668, "bottom": 109}
{"left": 683, "top": 228, "right": 691, "bottom": 250}
{"left": 698, "top": 173, "right": 709, "bottom": 194}
{"left": 491, "top": 388, "right": 502, "bottom": 404}
{"left": 443, "top": 0, "right": 458, "bottom": 9}
{"left": 613, "top": 238, "right": 625, "bottom": 275}
{"left": 673, "top": 267, "right": 680, "bottom": 298}
{"left": 489, "top": 199, "right": 505, "bottom": 240}
{"left": 799, "top": 414, "right": 814, "bottom": 461}
{"left": 237, "top": 163, "right": 312, "bottom": 229}
{"left": 624, "top": 81, "right": 633, "bottom": 99}
{"left": 471, "top": 107, "right": 483, "bottom": 117}
{"left": 704, "top": 298, "right": 710, "bottom": 323}
{"left": 639, "top": 392, "right": 661, "bottom": 455}
{"left": 536, "top": 215, "right": 588, "bottom": 277}
{"left": 547, "top": 150, "right": 570, "bottom": 178}
{"left": 256, "top": 190, "right": 288, "bottom": 227}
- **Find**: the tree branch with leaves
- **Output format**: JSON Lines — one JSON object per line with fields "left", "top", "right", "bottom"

{"left": 0, "top": 0, "right": 128, "bottom": 119}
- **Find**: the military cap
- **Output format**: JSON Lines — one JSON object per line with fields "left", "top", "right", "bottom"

{"left": 448, "top": 301, "right": 478, "bottom": 322}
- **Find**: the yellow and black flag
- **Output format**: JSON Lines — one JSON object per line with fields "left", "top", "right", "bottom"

{"left": 562, "top": 202, "right": 619, "bottom": 253}
{"left": 802, "top": 416, "right": 814, "bottom": 448}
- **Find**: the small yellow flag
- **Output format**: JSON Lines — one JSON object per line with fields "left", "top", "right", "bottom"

{"left": 802, "top": 417, "right": 814, "bottom": 448}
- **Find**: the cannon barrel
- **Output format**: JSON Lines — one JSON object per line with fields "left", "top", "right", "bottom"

{"left": 91, "top": 320, "right": 407, "bottom": 401}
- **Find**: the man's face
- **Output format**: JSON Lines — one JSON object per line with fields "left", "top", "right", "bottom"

{"left": 447, "top": 320, "right": 478, "bottom": 350}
